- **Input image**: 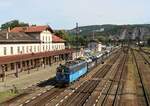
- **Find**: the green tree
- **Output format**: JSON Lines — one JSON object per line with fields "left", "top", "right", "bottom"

{"left": 97, "top": 36, "right": 105, "bottom": 42}
{"left": 54, "top": 30, "right": 70, "bottom": 41}
{"left": 1, "top": 20, "right": 29, "bottom": 30}
{"left": 77, "top": 36, "right": 86, "bottom": 46}
{"left": 54, "top": 30, "right": 87, "bottom": 47}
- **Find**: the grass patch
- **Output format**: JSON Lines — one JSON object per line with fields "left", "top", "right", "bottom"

{"left": 0, "top": 90, "right": 18, "bottom": 103}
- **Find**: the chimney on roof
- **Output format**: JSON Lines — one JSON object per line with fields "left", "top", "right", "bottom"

{"left": 6, "top": 32, "right": 9, "bottom": 39}
{"left": 8, "top": 27, "right": 11, "bottom": 32}
{"left": 6, "top": 27, "right": 10, "bottom": 39}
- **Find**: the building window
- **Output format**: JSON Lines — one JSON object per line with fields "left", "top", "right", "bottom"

{"left": 38, "top": 46, "right": 40, "bottom": 52}
{"left": 4, "top": 47, "right": 7, "bottom": 55}
{"left": 43, "top": 36, "right": 44, "bottom": 41}
{"left": 46, "top": 36, "right": 47, "bottom": 42}
{"left": 11, "top": 63, "right": 14, "bottom": 70}
{"left": 18, "top": 63, "right": 21, "bottom": 68}
{"left": 22, "top": 61, "right": 25, "bottom": 67}
{"left": 17, "top": 47, "right": 20, "bottom": 53}
{"left": 49, "top": 36, "right": 50, "bottom": 42}
{"left": 26, "top": 46, "right": 28, "bottom": 53}
{"left": 43, "top": 46, "right": 44, "bottom": 51}
{"left": 22, "top": 46, "right": 24, "bottom": 53}
{"left": 34, "top": 46, "right": 36, "bottom": 52}
{"left": 30, "top": 46, "right": 32, "bottom": 52}
{"left": 10, "top": 47, "right": 13, "bottom": 54}
{"left": 4, "top": 64, "right": 8, "bottom": 71}
{"left": 46, "top": 45, "right": 48, "bottom": 50}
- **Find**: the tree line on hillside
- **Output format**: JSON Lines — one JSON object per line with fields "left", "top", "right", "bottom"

{"left": 1, "top": 20, "right": 150, "bottom": 47}
{"left": 54, "top": 30, "right": 119, "bottom": 47}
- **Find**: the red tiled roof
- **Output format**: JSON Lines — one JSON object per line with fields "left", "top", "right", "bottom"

{"left": 52, "top": 35, "right": 65, "bottom": 42}
{"left": 10, "top": 26, "right": 53, "bottom": 33}
{"left": 10, "top": 26, "right": 65, "bottom": 42}
{"left": 0, "top": 49, "right": 74, "bottom": 64}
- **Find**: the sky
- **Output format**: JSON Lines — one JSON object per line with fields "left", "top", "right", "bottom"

{"left": 0, "top": 0, "right": 150, "bottom": 29}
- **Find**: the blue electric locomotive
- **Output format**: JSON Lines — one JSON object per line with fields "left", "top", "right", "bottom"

{"left": 56, "top": 60, "right": 88, "bottom": 86}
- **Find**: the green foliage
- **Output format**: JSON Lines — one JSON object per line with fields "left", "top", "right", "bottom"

{"left": 55, "top": 30, "right": 71, "bottom": 41}
{"left": 1, "top": 20, "right": 29, "bottom": 30}
{"left": 54, "top": 30, "right": 89, "bottom": 46}
{"left": 97, "top": 36, "right": 106, "bottom": 42}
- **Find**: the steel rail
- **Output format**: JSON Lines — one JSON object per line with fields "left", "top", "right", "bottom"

{"left": 131, "top": 48, "right": 150, "bottom": 106}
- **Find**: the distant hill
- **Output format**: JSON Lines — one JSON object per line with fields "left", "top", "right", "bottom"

{"left": 67, "top": 24, "right": 150, "bottom": 40}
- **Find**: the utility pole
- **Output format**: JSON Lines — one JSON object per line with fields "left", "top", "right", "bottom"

{"left": 138, "top": 28, "right": 141, "bottom": 50}
{"left": 92, "top": 31, "right": 95, "bottom": 40}
{"left": 76, "top": 23, "right": 79, "bottom": 59}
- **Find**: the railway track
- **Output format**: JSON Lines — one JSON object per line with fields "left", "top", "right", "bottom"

{"left": 0, "top": 77, "right": 56, "bottom": 106}
{"left": 100, "top": 53, "right": 128, "bottom": 106}
{"left": 23, "top": 88, "right": 65, "bottom": 106}
{"left": 81, "top": 47, "right": 128, "bottom": 106}
{"left": 141, "top": 48, "right": 150, "bottom": 55}
{"left": 131, "top": 48, "right": 150, "bottom": 106}
{"left": 134, "top": 49, "right": 150, "bottom": 66}
{"left": 66, "top": 65, "right": 112, "bottom": 106}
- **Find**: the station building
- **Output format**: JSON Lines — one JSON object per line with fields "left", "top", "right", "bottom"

{"left": 0, "top": 25, "right": 73, "bottom": 81}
